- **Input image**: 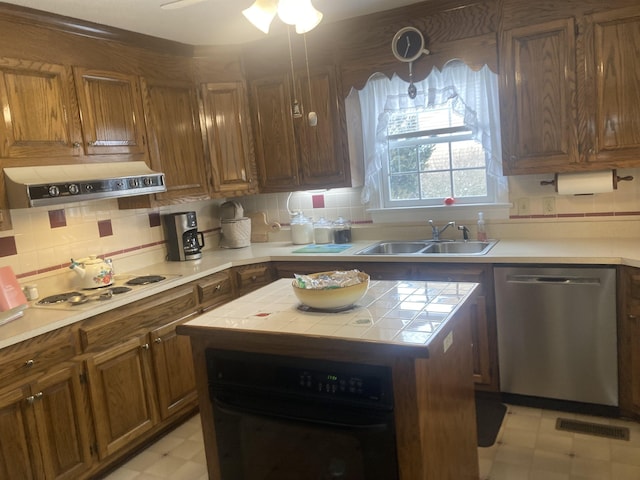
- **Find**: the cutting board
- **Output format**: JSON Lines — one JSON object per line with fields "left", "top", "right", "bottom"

{"left": 248, "top": 212, "right": 281, "bottom": 242}
{"left": 292, "top": 244, "right": 352, "bottom": 254}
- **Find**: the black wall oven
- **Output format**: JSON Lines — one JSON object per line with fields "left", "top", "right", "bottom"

{"left": 206, "top": 349, "right": 399, "bottom": 480}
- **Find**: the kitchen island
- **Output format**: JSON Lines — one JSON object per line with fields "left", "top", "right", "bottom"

{"left": 178, "top": 278, "right": 481, "bottom": 480}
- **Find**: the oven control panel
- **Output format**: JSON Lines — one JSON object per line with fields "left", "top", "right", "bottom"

{"left": 207, "top": 349, "right": 394, "bottom": 408}
{"left": 295, "top": 369, "right": 378, "bottom": 401}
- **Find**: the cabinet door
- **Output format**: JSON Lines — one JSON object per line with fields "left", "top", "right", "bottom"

{"left": 618, "top": 266, "right": 640, "bottom": 417}
{"left": 142, "top": 79, "right": 209, "bottom": 202}
{"left": 30, "top": 363, "right": 92, "bottom": 480}
{"left": 85, "top": 336, "right": 158, "bottom": 459}
{"left": 294, "top": 66, "right": 349, "bottom": 188}
{"left": 0, "top": 58, "right": 82, "bottom": 159}
{"left": 149, "top": 317, "right": 198, "bottom": 420}
{"left": 0, "top": 383, "right": 40, "bottom": 480}
{"left": 73, "top": 68, "right": 147, "bottom": 156}
{"left": 415, "top": 264, "right": 497, "bottom": 390}
{"left": 500, "top": 18, "right": 579, "bottom": 174}
{"left": 251, "top": 75, "right": 299, "bottom": 191}
{"left": 201, "top": 82, "right": 257, "bottom": 196}
{"left": 585, "top": 6, "right": 640, "bottom": 165}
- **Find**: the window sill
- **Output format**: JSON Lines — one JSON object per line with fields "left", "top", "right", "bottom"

{"left": 367, "top": 203, "right": 511, "bottom": 224}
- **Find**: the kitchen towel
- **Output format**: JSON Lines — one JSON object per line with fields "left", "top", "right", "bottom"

{"left": 292, "top": 244, "right": 352, "bottom": 254}
{"left": 556, "top": 170, "right": 614, "bottom": 195}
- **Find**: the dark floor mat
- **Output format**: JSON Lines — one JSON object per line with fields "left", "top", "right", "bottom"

{"left": 476, "top": 397, "right": 507, "bottom": 447}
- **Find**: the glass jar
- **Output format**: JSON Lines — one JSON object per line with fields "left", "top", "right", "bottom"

{"left": 332, "top": 216, "right": 352, "bottom": 244}
{"left": 290, "top": 213, "right": 314, "bottom": 244}
{"left": 313, "top": 217, "right": 333, "bottom": 244}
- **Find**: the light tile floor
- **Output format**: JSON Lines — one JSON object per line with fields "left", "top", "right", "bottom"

{"left": 103, "top": 406, "right": 640, "bottom": 480}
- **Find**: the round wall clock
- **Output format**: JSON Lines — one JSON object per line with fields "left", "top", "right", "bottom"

{"left": 391, "top": 26, "right": 428, "bottom": 63}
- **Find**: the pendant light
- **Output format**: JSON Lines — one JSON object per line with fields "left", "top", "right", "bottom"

{"left": 243, "top": 0, "right": 323, "bottom": 34}
{"left": 242, "top": 0, "right": 278, "bottom": 34}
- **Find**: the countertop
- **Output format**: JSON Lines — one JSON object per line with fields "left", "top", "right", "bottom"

{"left": 2, "top": 237, "right": 639, "bottom": 349}
{"left": 179, "top": 278, "right": 478, "bottom": 352}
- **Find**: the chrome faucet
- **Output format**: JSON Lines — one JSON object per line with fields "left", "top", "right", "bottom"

{"left": 428, "top": 220, "right": 455, "bottom": 241}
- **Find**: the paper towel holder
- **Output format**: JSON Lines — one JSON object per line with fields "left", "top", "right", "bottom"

{"left": 540, "top": 170, "right": 634, "bottom": 191}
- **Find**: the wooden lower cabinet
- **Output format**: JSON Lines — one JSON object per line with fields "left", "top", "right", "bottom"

{"left": 0, "top": 362, "right": 91, "bottom": 480}
{"left": 150, "top": 317, "right": 198, "bottom": 420}
{"left": 232, "top": 262, "right": 274, "bottom": 296}
{"left": 272, "top": 260, "right": 498, "bottom": 391}
{"left": 85, "top": 335, "right": 159, "bottom": 459}
{"left": 618, "top": 266, "right": 640, "bottom": 419}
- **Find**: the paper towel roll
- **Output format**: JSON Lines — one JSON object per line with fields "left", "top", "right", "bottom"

{"left": 556, "top": 171, "right": 614, "bottom": 195}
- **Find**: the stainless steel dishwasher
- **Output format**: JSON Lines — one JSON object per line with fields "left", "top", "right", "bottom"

{"left": 494, "top": 266, "right": 617, "bottom": 406}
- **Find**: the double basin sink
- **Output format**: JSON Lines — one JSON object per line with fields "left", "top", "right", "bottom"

{"left": 355, "top": 239, "right": 497, "bottom": 256}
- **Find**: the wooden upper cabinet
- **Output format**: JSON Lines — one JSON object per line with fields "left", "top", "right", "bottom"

{"left": 584, "top": 6, "right": 640, "bottom": 166}
{"left": 141, "top": 79, "right": 209, "bottom": 202}
{"left": 73, "top": 67, "right": 147, "bottom": 156}
{"left": 251, "top": 74, "right": 299, "bottom": 191}
{"left": 294, "top": 66, "right": 349, "bottom": 189}
{"left": 250, "top": 66, "right": 350, "bottom": 192}
{"left": 500, "top": 18, "right": 579, "bottom": 175}
{"left": 201, "top": 82, "right": 257, "bottom": 197}
{"left": 0, "top": 58, "right": 82, "bottom": 159}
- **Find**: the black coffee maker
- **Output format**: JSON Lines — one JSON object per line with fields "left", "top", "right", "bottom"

{"left": 163, "top": 211, "right": 205, "bottom": 261}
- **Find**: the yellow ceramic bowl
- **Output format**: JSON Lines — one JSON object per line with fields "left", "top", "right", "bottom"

{"left": 292, "top": 271, "right": 370, "bottom": 310}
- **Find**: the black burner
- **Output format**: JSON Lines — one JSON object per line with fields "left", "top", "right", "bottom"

{"left": 126, "top": 275, "right": 166, "bottom": 286}
{"left": 37, "top": 291, "right": 82, "bottom": 305}
{"left": 110, "top": 286, "right": 132, "bottom": 294}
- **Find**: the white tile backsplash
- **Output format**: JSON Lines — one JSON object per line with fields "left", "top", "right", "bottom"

{"left": 3, "top": 166, "right": 640, "bottom": 281}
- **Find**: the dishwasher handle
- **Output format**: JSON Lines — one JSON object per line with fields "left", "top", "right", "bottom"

{"left": 506, "top": 275, "right": 601, "bottom": 285}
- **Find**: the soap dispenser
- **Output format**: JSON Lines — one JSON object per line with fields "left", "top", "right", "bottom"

{"left": 477, "top": 212, "right": 487, "bottom": 241}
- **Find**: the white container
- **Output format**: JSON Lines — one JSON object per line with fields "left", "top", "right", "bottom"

{"left": 290, "top": 213, "right": 314, "bottom": 244}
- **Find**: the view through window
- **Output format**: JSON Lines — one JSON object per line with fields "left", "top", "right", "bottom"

{"left": 383, "top": 101, "right": 489, "bottom": 207}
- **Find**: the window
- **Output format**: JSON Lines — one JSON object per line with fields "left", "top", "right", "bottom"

{"left": 384, "top": 102, "right": 490, "bottom": 207}
{"left": 349, "top": 62, "right": 507, "bottom": 214}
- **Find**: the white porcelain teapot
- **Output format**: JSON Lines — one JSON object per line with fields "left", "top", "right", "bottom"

{"left": 69, "top": 255, "right": 114, "bottom": 289}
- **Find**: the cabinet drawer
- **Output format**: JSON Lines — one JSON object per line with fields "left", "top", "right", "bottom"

{"left": 197, "top": 271, "right": 234, "bottom": 311}
{"left": 0, "top": 326, "right": 77, "bottom": 385}
{"left": 79, "top": 285, "right": 198, "bottom": 350}
{"left": 233, "top": 263, "right": 273, "bottom": 296}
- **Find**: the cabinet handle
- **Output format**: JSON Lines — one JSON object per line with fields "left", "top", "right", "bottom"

{"left": 251, "top": 275, "right": 257, "bottom": 282}
{"left": 26, "top": 392, "right": 43, "bottom": 404}
{"left": 141, "top": 343, "right": 150, "bottom": 350}
{"left": 24, "top": 359, "right": 35, "bottom": 368}
{"left": 72, "top": 142, "right": 81, "bottom": 148}
{"left": 154, "top": 338, "right": 162, "bottom": 344}
{"left": 88, "top": 141, "right": 96, "bottom": 146}
{"left": 629, "top": 314, "right": 638, "bottom": 321}
{"left": 215, "top": 284, "right": 222, "bottom": 291}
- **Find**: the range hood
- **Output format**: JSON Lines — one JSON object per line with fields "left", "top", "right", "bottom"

{"left": 4, "top": 162, "right": 166, "bottom": 208}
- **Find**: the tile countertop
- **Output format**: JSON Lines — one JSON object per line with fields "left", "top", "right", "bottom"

{"left": 2, "top": 236, "right": 640, "bottom": 349}
{"left": 181, "top": 278, "right": 478, "bottom": 350}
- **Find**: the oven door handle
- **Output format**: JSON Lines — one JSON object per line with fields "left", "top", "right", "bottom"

{"left": 213, "top": 396, "right": 392, "bottom": 430}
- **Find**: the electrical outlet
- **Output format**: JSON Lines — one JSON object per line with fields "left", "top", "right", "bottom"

{"left": 517, "top": 197, "right": 530, "bottom": 215}
{"left": 543, "top": 197, "right": 556, "bottom": 215}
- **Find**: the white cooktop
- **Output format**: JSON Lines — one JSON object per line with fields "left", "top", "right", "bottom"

{"left": 184, "top": 278, "right": 478, "bottom": 346}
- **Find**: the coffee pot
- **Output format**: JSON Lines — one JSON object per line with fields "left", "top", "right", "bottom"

{"left": 163, "top": 211, "right": 204, "bottom": 261}
{"left": 69, "top": 255, "right": 114, "bottom": 289}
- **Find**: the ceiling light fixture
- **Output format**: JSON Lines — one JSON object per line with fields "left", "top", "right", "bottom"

{"left": 243, "top": 0, "right": 323, "bottom": 35}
